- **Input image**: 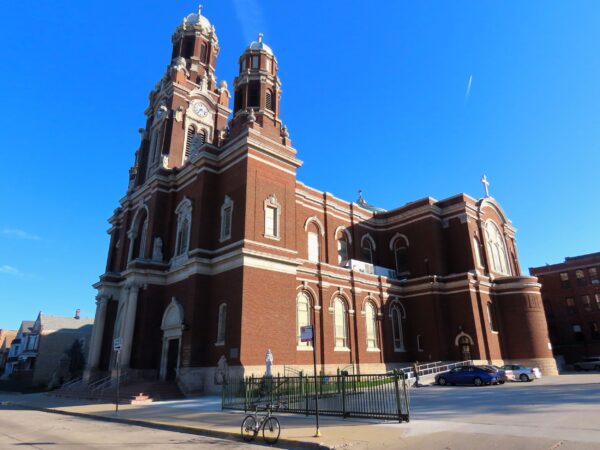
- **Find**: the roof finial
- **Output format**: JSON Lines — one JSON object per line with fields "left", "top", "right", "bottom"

{"left": 481, "top": 174, "right": 491, "bottom": 198}
{"left": 357, "top": 189, "right": 366, "bottom": 205}
{"left": 258, "top": 32, "right": 264, "bottom": 43}
{"left": 198, "top": 4, "right": 203, "bottom": 16}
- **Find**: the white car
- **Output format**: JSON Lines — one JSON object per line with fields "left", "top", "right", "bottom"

{"left": 573, "top": 357, "right": 600, "bottom": 371}
{"left": 501, "top": 364, "right": 542, "bottom": 382}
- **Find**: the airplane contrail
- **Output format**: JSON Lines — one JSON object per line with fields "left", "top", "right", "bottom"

{"left": 465, "top": 74, "right": 473, "bottom": 101}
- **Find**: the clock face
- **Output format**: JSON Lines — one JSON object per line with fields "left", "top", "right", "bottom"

{"left": 192, "top": 101, "right": 209, "bottom": 117}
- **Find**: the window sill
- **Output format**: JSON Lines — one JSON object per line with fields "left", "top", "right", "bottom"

{"left": 334, "top": 347, "right": 350, "bottom": 352}
{"left": 491, "top": 331, "right": 499, "bottom": 335}
{"left": 394, "top": 348, "right": 407, "bottom": 353}
{"left": 219, "top": 235, "right": 231, "bottom": 243}
{"left": 263, "top": 234, "right": 281, "bottom": 241}
{"left": 296, "top": 345, "right": 314, "bottom": 351}
{"left": 214, "top": 342, "right": 225, "bottom": 347}
{"left": 367, "top": 347, "right": 380, "bottom": 352}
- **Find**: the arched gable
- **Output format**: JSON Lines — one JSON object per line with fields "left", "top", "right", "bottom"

{"left": 304, "top": 216, "right": 325, "bottom": 236}
{"left": 361, "top": 294, "right": 381, "bottom": 314}
{"left": 161, "top": 298, "right": 184, "bottom": 332}
{"left": 334, "top": 226, "right": 353, "bottom": 244}
{"left": 296, "top": 285, "right": 318, "bottom": 307}
{"left": 360, "top": 233, "right": 376, "bottom": 250}
{"left": 128, "top": 202, "right": 149, "bottom": 237}
{"left": 387, "top": 298, "right": 406, "bottom": 318}
{"left": 454, "top": 331, "right": 474, "bottom": 346}
{"left": 175, "top": 197, "right": 193, "bottom": 216}
{"left": 389, "top": 233, "right": 409, "bottom": 251}
{"left": 478, "top": 198, "right": 510, "bottom": 225}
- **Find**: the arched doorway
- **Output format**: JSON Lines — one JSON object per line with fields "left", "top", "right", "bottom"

{"left": 160, "top": 299, "right": 184, "bottom": 381}
{"left": 455, "top": 332, "right": 474, "bottom": 362}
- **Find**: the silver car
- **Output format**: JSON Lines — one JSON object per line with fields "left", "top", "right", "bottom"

{"left": 501, "top": 364, "right": 542, "bottom": 382}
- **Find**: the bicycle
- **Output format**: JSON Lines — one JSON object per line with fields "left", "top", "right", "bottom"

{"left": 240, "top": 402, "right": 284, "bottom": 445}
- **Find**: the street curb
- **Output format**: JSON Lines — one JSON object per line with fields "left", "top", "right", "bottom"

{"left": 7, "top": 402, "right": 331, "bottom": 450}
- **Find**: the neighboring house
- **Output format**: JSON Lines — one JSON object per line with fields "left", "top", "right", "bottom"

{"left": 0, "top": 329, "right": 18, "bottom": 374}
{"left": 3, "top": 312, "right": 93, "bottom": 387}
{"left": 530, "top": 252, "right": 600, "bottom": 365}
{"left": 1, "top": 321, "right": 34, "bottom": 380}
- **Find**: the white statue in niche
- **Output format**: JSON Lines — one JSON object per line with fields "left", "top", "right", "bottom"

{"left": 265, "top": 349, "right": 273, "bottom": 377}
{"left": 214, "top": 355, "right": 228, "bottom": 385}
{"left": 152, "top": 237, "right": 163, "bottom": 262}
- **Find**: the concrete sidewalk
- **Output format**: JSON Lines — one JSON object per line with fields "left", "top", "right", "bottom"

{"left": 0, "top": 392, "right": 410, "bottom": 449}
{"left": 2, "top": 374, "right": 600, "bottom": 449}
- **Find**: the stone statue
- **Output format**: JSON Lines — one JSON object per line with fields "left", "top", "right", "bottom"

{"left": 265, "top": 349, "right": 273, "bottom": 377}
{"left": 214, "top": 355, "right": 228, "bottom": 385}
{"left": 152, "top": 237, "right": 163, "bottom": 262}
{"left": 247, "top": 108, "right": 256, "bottom": 123}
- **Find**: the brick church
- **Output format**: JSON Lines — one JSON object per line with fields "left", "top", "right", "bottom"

{"left": 84, "top": 7, "right": 557, "bottom": 393}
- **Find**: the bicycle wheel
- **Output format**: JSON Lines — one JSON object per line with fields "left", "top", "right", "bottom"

{"left": 262, "top": 417, "right": 281, "bottom": 445}
{"left": 241, "top": 415, "right": 257, "bottom": 442}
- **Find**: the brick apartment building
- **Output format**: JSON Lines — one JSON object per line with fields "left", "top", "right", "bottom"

{"left": 84, "top": 7, "right": 557, "bottom": 393}
{"left": 530, "top": 252, "right": 600, "bottom": 366}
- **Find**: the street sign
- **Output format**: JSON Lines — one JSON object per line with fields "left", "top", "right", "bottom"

{"left": 113, "top": 337, "right": 122, "bottom": 351}
{"left": 300, "top": 325, "right": 314, "bottom": 342}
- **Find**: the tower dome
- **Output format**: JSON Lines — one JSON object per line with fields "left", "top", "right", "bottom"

{"left": 246, "top": 33, "right": 274, "bottom": 56}
{"left": 182, "top": 5, "right": 212, "bottom": 31}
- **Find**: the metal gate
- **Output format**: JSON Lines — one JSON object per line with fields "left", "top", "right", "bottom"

{"left": 222, "top": 371, "right": 410, "bottom": 422}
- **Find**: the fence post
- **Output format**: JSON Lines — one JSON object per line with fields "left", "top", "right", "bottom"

{"left": 244, "top": 377, "right": 248, "bottom": 413}
{"left": 341, "top": 372, "right": 347, "bottom": 418}
{"left": 393, "top": 370, "right": 403, "bottom": 423}
{"left": 402, "top": 371, "right": 410, "bottom": 422}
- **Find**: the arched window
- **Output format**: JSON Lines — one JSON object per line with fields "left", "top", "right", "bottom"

{"left": 264, "top": 195, "right": 281, "bottom": 239}
{"left": 308, "top": 230, "right": 320, "bottom": 262}
{"left": 216, "top": 303, "right": 227, "bottom": 345}
{"left": 365, "top": 302, "right": 378, "bottom": 349}
{"left": 393, "top": 239, "right": 408, "bottom": 274}
{"left": 197, "top": 129, "right": 206, "bottom": 145}
{"left": 296, "top": 292, "right": 312, "bottom": 347}
{"left": 220, "top": 195, "right": 234, "bottom": 241}
{"left": 390, "top": 302, "right": 406, "bottom": 352}
{"left": 484, "top": 221, "right": 510, "bottom": 275}
{"left": 337, "top": 234, "right": 349, "bottom": 264}
{"left": 361, "top": 236, "right": 374, "bottom": 264}
{"left": 266, "top": 89, "right": 274, "bottom": 112}
{"left": 185, "top": 125, "right": 196, "bottom": 158}
{"left": 304, "top": 218, "right": 323, "bottom": 263}
{"left": 174, "top": 199, "right": 192, "bottom": 257}
{"left": 128, "top": 208, "right": 149, "bottom": 261}
{"left": 334, "top": 298, "right": 348, "bottom": 349}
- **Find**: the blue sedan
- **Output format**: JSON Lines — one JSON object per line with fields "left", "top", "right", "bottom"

{"left": 435, "top": 366, "right": 499, "bottom": 386}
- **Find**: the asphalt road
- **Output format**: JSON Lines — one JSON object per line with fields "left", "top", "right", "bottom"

{"left": 0, "top": 406, "right": 254, "bottom": 450}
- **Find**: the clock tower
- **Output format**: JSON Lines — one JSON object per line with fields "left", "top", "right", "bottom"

{"left": 131, "top": 6, "right": 231, "bottom": 189}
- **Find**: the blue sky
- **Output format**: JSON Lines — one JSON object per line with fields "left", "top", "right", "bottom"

{"left": 1, "top": 1, "right": 599, "bottom": 329}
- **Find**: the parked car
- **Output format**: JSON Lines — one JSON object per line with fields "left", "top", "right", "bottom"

{"left": 482, "top": 365, "right": 507, "bottom": 384}
{"left": 501, "top": 364, "right": 542, "bottom": 382}
{"left": 435, "top": 365, "right": 499, "bottom": 386}
{"left": 573, "top": 357, "right": 600, "bottom": 371}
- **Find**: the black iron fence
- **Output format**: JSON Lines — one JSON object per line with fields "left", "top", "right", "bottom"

{"left": 222, "top": 371, "right": 410, "bottom": 422}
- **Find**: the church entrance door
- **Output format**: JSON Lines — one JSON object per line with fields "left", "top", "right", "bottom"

{"left": 160, "top": 299, "right": 184, "bottom": 381}
{"left": 459, "top": 336, "right": 472, "bottom": 361}
{"left": 166, "top": 338, "right": 180, "bottom": 381}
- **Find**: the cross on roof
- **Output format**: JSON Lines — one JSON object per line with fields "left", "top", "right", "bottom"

{"left": 481, "top": 175, "right": 491, "bottom": 198}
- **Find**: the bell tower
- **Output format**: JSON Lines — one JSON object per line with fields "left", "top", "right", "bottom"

{"left": 129, "top": 6, "right": 231, "bottom": 190}
{"left": 229, "top": 34, "right": 290, "bottom": 144}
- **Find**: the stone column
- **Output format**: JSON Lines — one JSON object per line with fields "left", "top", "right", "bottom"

{"left": 84, "top": 295, "right": 109, "bottom": 381}
{"left": 119, "top": 283, "right": 140, "bottom": 369}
